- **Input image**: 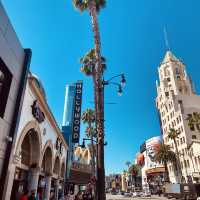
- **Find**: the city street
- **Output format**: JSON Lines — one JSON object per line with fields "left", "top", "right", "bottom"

{"left": 106, "top": 194, "right": 168, "bottom": 200}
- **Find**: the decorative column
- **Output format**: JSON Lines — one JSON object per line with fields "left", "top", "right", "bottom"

{"left": 44, "top": 176, "right": 52, "bottom": 200}
{"left": 55, "top": 179, "right": 60, "bottom": 200}
{"left": 28, "top": 167, "right": 40, "bottom": 193}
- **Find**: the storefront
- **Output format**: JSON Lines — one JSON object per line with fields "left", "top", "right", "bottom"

{"left": 65, "top": 147, "right": 93, "bottom": 195}
{"left": 146, "top": 167, "right": 165, "bottom": 194}
{"left": 4, "top": 74, "right": 68, "bottom": 200}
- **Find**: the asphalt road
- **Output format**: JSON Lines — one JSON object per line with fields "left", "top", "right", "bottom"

{"left": 106, "top": 194, "right": 168, "bottom": 200}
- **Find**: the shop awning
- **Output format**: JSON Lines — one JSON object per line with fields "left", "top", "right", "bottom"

{"left": 146, "top": 167, "right": 165, "bottom": 174}
{"left": 68, "top": 161, "right": 92, "bottom": 185}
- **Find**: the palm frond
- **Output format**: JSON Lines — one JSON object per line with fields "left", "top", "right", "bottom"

{"left": 168, "top": 128, "right": 180, "bottom": 140}
{"left": 73, "top": 0, "right": 88, "bottom": 12}
{"left": 95, "top": 0, "right": 106, "bottom": 12}
{"left": 155, "top": 143, "right": 176, "bottom": 164}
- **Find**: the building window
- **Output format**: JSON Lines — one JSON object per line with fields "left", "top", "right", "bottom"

{"left": 187, "top": 160, "right": 190, "bottom": 168}
{"left": 174, "top": 120, "right": 176, "bottom": 126}
{"left": 190, "top": 124, "right": 195, "bottom": 131}
{"left": 184, "top": 160, "right": 187, "bottom": 168}
{"left": 181, "top": 126, "right": 183, "bottom": 133}
{"left": 192, "top": 135, "right": 197, "bottom": 139}
{"left": 167, "top": 77, "right": 171, "bottom": 82}
{"left": 0, "top": 58, "right": 12, "bottom": 118}
{"left": 181, "top": 162, "right": 183, "bottom": 169}
{"left": 177, "top": 117, "right": 179, "bottom": 124}
{"left": 175, "top": 68, "right": 180, "bottom": 75}
{"left": 178, "top": 100, "right": 184, "bottom": 113}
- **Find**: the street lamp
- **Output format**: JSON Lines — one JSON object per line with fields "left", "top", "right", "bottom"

{"left": 80, "top": 138, "right": 107, "bottom": 149}
{"left": 103, "top": 73, "right": 126, "bottom": 96}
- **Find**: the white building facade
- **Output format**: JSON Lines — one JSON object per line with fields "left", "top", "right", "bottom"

{"left": 138, "top": 136, "right": 165, "bottom": 193}
{"left": 4, "top": 74, "right": 68, "bottom": 200}
{"left": 156, "top": 51, "right": 200, "bottom": 183}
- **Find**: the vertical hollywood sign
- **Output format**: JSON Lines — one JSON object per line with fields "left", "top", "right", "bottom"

{"left": 72, "top": 82, "right": 83, "bottom": 143}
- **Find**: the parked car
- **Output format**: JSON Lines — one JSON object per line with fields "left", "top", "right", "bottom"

{"left": 141, "top": 191, "right": 151, "bottom": 197}
{"left": 132, "top": 191, "right": 141, "bottom": 197}
{"left": 124, "top": 192, "right": 132, "bottom": 197}
{"left": 111, "top": 189, "right": 117, "bottom": 195}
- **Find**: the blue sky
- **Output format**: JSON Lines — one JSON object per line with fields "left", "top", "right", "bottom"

{"left": 3, "top": 0, "right": 200, "bottom": 175}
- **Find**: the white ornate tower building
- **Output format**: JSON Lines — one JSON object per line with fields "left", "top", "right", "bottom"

{"left": 156, "top": 51, "right": 200, "bottom": 183}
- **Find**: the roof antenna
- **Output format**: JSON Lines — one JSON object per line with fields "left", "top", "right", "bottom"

{"left": 164, "top": 26, "right": 170, "bottom": 51}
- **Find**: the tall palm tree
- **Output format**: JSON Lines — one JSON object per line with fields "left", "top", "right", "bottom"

{"left": 73, "top": 1, "right": 106, "bottom": 199}
{"left": 168, "top": 128, "right": 182, "bottom": 182}
{"left": 155, "top": 143, "right": 176, "bottom": 182}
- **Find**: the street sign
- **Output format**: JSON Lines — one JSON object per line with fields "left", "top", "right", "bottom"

{"left": 72, "top": 81, "right": 83, "bottom": 143}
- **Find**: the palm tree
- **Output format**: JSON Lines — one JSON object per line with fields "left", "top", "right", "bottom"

{"left": 125, "top": 161, "right": 131, "bottom": 169}
{"left": 155, "top": 143, "right": 176, "bottom": 182}
{"left": 72, "top": 1, "right": 106, "bottom": 199}
{"left": 81, "top": 108, "right": 96, "bottom": 174}
{"left": 168, "top": 128, "right": 182, "bottom": 182}
{"left": 128, "top": 164, "right": 140, "bottom": 190}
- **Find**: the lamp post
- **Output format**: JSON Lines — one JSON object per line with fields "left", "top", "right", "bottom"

{"left": 95, "top": 73, "right": 126, "bottom": 198}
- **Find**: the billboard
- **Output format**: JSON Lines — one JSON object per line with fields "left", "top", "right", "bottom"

{"left": 72, "top": 81, "right": 83, "bottom": 143}
{"left": 145, "top": 136, "right": 162, "bottom": 168}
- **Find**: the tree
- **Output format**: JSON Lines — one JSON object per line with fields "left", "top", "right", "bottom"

{"left": 186, "top": 112, "right": 200, "bottom": 132}
{"left": 168, "top": 128, "right": 182, "bottom": 182}
{"left": 72, "top": 1, "right": 106, "bottom": 199}
{"left": 125, "top": 161, "right": 131, "bottom": 169}
{"left": 82, "top": 108, "right": 96, "bottom": 173}
{"left": 155, "top": 142, "right": 176, "bottom": 182}
{"left": 128, "top": 164, "right": 141, "bottom": 189}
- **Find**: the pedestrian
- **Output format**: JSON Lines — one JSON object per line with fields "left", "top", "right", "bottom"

{"left": 68, "top": 190, "right": 75, "bottom": 200}
{"left": 36, "top": 188, "right": 42, "bottom": 200}
{"left": 28, "top": 190, "right": 37, "bottom": 200}
{"left": 50, "top": 191, "right": 56, "bottom": 200}
{"left": 87, "top": 191, "right": 93, "bottom": 200}
{"left": 82, "top": 191, "right": 88, "bottom": 200}
{"left": 19, "top": 189, "right": 29, "bottom": 200}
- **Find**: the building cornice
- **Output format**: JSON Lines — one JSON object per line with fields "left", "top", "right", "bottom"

{"left": 28, "top": 76, "right": 68, "bottom": 149}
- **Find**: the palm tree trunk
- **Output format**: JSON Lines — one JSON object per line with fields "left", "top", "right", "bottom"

{"left": 164, "top": 161, "right": 170, "bottom": 182}
{"left": 92, "top": 75, "right": 99, "bottom": 200}
{"left": 90, "top": 123, "right": 97, "bottom": 200}
{"left": 174, "top": 139, "right": 182, "bottom": 183}
{"left": 89, "top": 1, "right": 105, "bottom": 200}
